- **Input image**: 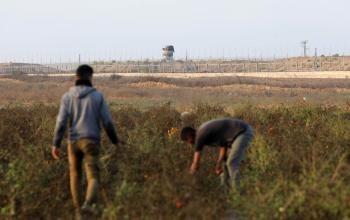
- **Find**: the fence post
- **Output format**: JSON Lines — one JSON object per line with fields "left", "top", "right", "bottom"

{"left": 296, "top": 61, "right": 298, "bottom": 72}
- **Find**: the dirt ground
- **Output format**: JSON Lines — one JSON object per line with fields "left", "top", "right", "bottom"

{"left": 24, "top": 71, "right": 350, "bottom": 79}
{"left": 1, "top": 74, "right": 350, "bottom": 109}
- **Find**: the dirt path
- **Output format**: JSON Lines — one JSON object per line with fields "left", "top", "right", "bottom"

{"left": 24, "top": 71, "right": 350, "bottom": 79}
{"left": 0, "top": 78, "right": 24, "bottom": 83}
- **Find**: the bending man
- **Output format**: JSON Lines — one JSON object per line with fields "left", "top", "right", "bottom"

{"left": 181, "top": 118, "right": 253, "bottom": 192}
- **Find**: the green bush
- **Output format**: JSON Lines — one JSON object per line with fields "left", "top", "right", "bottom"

{"left": 0, "top": 104, "right": 350, "bottom": 219}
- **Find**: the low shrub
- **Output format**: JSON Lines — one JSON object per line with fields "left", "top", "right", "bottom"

{"left": 0, "top": 103, "right": 349, "bottom": 219}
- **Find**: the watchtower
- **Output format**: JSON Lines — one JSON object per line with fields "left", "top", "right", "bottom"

{"left": 162, "top": 45, "right": 175, "bottom": 62}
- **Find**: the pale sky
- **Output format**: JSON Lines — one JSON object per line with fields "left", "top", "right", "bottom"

{"left": 1, "top": 0, "right": 349, "bottom": 62}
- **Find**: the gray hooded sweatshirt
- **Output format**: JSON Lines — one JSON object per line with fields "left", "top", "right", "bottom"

{"left": 53, "top": 85, "right": 118, "bottom": 147}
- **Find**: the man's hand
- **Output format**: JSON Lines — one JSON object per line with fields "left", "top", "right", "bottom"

{"left": 215, "top": 162, "right": 224, "bottom": 175}
{"left": 190, "top": 162, "right": 199, "bottom": 175}
{"left": 51, "top": 146, "right": 60, "bottom": 160}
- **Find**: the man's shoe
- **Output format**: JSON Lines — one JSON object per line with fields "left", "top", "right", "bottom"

{"left": 81, "top": 202, "right": 93, "bottom": 214}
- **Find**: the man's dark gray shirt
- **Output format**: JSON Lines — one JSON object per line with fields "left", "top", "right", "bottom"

{"left": 194, "top": 118, "right": 249, "bottom": 151}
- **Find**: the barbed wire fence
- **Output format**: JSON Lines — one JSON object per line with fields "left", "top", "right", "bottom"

{"left": 0, "top": 55, "right": 349, "bottom": 75}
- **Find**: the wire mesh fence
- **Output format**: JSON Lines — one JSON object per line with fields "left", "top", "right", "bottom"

{"left": 1, "top": 56, "right": 349, "bottom": 74}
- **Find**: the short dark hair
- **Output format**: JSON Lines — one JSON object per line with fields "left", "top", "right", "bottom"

{"left": 76, "top": 65, "right": 93, "bottom": 79}
{"left": 180, "top": 126, "right": 196, "bottom": 141}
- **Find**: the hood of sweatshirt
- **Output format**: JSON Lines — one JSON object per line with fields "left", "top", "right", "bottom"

{"left": 69, "top": 86, "right": 96, "bottom": 99}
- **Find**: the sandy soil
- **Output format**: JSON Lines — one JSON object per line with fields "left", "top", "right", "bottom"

{"left": 127, "top": 81, "right": 178, "bottom": 88}
{"left": 24, "top": 71, "right": 350, "bottom": 79}
{"left": 0, "top": 78, "right": 24, "bottom": 83}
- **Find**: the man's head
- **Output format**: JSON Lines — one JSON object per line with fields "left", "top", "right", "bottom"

{"left": 180, "top": 126, "right": 196, "bottom": 145}
{"left": 76, "top": 65, "right": 93, "bottom": 80}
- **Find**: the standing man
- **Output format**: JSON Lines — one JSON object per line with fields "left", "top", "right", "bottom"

{"left": 52, "top": 65, "right": 120, "bottom": 213}
{"left": 180, "top": 118, "right": 253, "bottom": 192}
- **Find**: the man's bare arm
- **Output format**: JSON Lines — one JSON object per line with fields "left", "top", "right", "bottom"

{"left": 190, "top": 151, "right": 201, "bottom": 174}
{"left": 215, "top": 147, "right": 226, "bottom": 175}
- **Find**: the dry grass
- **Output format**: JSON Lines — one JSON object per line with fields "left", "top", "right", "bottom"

{"left": 1, "top": 75, "right": 350, "bottom": 109}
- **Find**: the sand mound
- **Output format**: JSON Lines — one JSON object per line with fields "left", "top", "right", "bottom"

{"left": 127, "top": 81, "right": 177, "bottom": 88}
{"left": 0, "top": 78, "right": 24, "bottom": 84}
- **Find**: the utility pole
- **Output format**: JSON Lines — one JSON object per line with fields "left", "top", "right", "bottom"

{"left": 314, "top": 48, "right": 318, "bottom": 70}
{"left": 301, "top": 40, "right": 308, "bottom": 57}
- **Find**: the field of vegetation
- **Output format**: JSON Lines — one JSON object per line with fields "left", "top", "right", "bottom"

{"left": 1, "top": 75, "right": 350, "bottom": 219}
{"left": 1, "top": 103, "right": 350, "bottom": 219}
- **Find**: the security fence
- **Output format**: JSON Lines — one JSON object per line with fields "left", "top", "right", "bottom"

{"left": 1, "top": 57, "right": 349, "bottom": 74}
